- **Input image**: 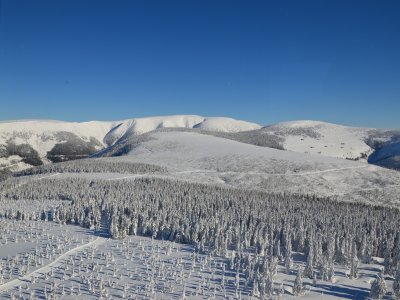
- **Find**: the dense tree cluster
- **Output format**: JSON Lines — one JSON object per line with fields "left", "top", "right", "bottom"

{"left": 4, "top": 142, "right": 42, "bottom": 166}
{"left": 1, "top": 176, "right": 399, "bottom": 294}
{"left": 0, "top": 169, "right": 11, "bottom": 182}
{"left": 13, "top": 160, "right": 167, "bottom": 177}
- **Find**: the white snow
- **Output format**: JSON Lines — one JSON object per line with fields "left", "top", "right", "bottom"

{"left": 110, "top": 131, "right": 400, "bottom": 205}
{"left": 0, "top": 115, "right": 262, "bottom": 171}
{"left": 0, "top": 221, "right": 393, "bottom": 300}
{"left": 0, "top": 120, "right": 118, "bottom": 162}
{"left": 0, "top": 115, "right": 260, "bottom": 148}
{"left": 264, "top": 120, "right": 374, "bottom": 161}
{"left": 194, "top": 117, "right": 261, "bottom": 132}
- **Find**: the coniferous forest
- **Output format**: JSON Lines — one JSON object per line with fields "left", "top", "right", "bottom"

{"left": 1, "top": 173, "right": 399, "bottom": 298}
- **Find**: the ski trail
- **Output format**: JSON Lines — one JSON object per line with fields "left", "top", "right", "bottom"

{"left": 33, "top": 173, "right": 61, "bottom": 180}
{"left": 287, "top": 165, "right": 368, "bottom": 176}
{"left": 173, "top": 165, "right": 369, "bottom": 177}
{"left": 80, "top": 165, "right": 370, "bottom": 182}
{"left": 106, "top": 174, "right": 147, "bottom": 181}
{"left": 0, "top": 236, "right": 107, "bottom": 293}
{"left": 9, "top": 173, "right": 61, "bottom": 190}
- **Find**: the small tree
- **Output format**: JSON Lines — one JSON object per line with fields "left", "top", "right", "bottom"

{"left": 393, "top": 270, "right": 400, "bottom": 300}
{"left": 264, "top": 272, "right": 274, "bottom": 297}
{"left": 369, "top": 273, "right": 387, "bottom": 300}
{"left": 304, "top": 245, "right": 314, "bottom": 279}
{"left": 285, "top": 254, "right": 293, "bottom": 274}
{"left": 293, "top": 267, "right": 304, "bottom": 296}
{"left": 349, "top": 241, "right": 359, "bottom": 279}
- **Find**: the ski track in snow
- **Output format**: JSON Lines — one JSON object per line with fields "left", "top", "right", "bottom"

{"left": 285, "top": 164, "right": 368, "bottom": 176}
{"left": 106, "top": 174, "right": 146, "bottom": 181}
{"left": 0, "top": 236, "right": 107, "bottom": 293}
{"left": 8, "top": 173, "right": 61, "bottom": 191}
{"left": 34, "top": 173, "right": 61, "bottom": 180}
{"left": 63, "top": 165, "right": 371, "bottom": 185}
{"left": 172, "top": 165, "right": 369, "bottom": 176}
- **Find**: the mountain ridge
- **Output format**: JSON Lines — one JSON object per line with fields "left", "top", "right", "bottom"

{"left": 0, "top": 115, "right": 399, "bottom": 173}
{"left": 0, "top": 115, "right": 261, "bottom": 171}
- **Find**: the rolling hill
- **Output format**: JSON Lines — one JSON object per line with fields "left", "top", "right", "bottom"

{"left": 0, "top": 115, "right": 261, "bottom": 172}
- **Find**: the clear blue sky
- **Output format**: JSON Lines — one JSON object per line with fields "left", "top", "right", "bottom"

{"left": 0, "top": 0, "right": 399, "bottom": 128}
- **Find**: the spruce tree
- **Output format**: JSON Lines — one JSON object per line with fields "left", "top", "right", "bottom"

{"left": 393, "top": 270, "right": 400, "bottom": 300}
{"left": 305, "top": 245, "right": 314, "bottom": 279}
{"left": 293, "top": 267, "right": 304, "bottom": 296}
{"left": 369, "top": 273, "right": 387, "bottom": 300}
{"left": 349, "top": 241, "right": 359, "bottom": 279}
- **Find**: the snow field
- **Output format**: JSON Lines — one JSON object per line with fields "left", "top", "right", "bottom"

{"left": 0, "top": 229, "right": 397, "bottom": 299}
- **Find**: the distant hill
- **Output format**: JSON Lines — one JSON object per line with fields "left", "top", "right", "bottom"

{"left": 0, "top": 115, "right": 261, "bottom": 171}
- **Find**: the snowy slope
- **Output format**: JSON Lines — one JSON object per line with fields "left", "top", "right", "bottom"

{"left": 261, "top": 121, "right": 373, "bottom": 161}
{"left": 0, "top": 220, "right": 392, "bottom": 300}
{"left": 1, "top": 117, "right": 399, "bottom": 173}
{"left": 193, "top": 117, "right": 261, "bottom": 132}
{"left": 98, "top": 131, "right": 400, "bottom": 206}
{"left": 260, "top": 120, "right": 400, "bottom": 169}
{"left": 0, "top": 115, "right": 261, "bottom": 171}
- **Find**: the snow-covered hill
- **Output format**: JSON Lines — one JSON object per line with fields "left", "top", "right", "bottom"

{"left": 261, "top": 121, "right": 373, "bottom": 161}
{"left": 0, "top": 115, "right": 261, "bottom": 171}
{"left": 260, "top": 120, "right": 400, "bottom": 168}
{"left": 1, "top": 116, "right": 399, "bottom": 173}
{"left": 97, "top": 130, "right": 400, "bottom": 206}
{"left": 2, "top": 120, "right": 399, "bottom": 300}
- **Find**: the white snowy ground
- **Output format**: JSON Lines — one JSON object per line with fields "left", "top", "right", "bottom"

{"left": 0, "top": 220, "right": 95, "bottom": 294}
{"left": 96, "top": 131, "right": 400, "bottom": 206}
{"left": 0, "top": 220, "right": 395, "bottom": 300}
{"left": 262, "top": 121, "right": 374, "bottom": 161}
{"left": 1, "top": 127, "right": 399, "bottom": 299}
{"left": 0, "top": 115, "right": 261, "bottom": 171}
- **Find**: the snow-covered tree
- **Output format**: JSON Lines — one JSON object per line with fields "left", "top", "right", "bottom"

{"left": 293, "top": 267, "right": 304, "bottom": 296}
{"left": 369, "top": 273, "right": 387, "bottom": 300}
{"left": 393, "top": 270, "right": 400, "bottom": 300}
{"left": 349, "top": 241, "right": 359, "bottom": 279}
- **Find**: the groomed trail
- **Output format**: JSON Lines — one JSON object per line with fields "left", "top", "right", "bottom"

{"left": 172, "top": 165, "right": 369, "bottom": 177}
{"left": 0, "top": 236, "right": 107, "bottom": 293}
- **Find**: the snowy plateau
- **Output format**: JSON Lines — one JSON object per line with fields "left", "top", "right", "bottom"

{"left": 0, "top": 115, "right": 399, "bottom": 300}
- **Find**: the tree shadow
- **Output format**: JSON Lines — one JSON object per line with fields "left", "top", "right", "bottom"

{"left": 317, "top": 283, "right": 369, "bottom": 299}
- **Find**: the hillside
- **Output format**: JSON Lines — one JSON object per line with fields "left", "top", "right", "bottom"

{"left": 0, "top": 115, "right": 261, "bottom": 172}
{"left": 2, "top": 123, "right": 400, "bottom": 299}
{"left": 1, "top": 117, "right": 399, "bottom": 174}
{"left": 96, "top": 130, "right": 400, "bottom": 206}
{"left": 260, "top": 120, "right": 400, "bottom": 169}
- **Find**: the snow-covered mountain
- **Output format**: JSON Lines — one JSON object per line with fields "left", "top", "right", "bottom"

{"left": 1, "top": 116, "right": 399, "bottom": 173}
{"left": 2, "top": 118, "right": 400, "bottom": 299}
{"left": 0, "top": 115, "right": 261, "bottom": 171}
{"left": 92, "top": 130, "right": 400, "bottom": 205}
{"left": 260, "top": 120, "right": 372, "bottom": 160}
{"left": 259, "top": 120, "right": 400, "bottom": 168}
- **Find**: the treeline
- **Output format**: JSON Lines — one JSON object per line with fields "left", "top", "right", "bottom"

{"left": 1, "top": 176, "right": 399, "bottom": 284}
{"left": 13, "top": 159, "right": 167, "bottom": 176}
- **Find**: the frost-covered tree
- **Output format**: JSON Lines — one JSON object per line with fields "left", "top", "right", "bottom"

{"left": 1, "top": 174, "right": 400, "bottom": 291}
{"left": 305, "top": 245, "right": 314, "bottom": 279}
{"left": 292, "top": 267, "right": 304, "bottom": 296}
{"left": 285, "top": 254, "right": 293, "bottom": 274}
{"left": 393, "top": 270, "right": 400, "bottom": 300}
{"left": 369, "top": 273, "right": 387, "bottom": 300}
{"left": 349, "top": 241, "right": 359, "bottom": 279}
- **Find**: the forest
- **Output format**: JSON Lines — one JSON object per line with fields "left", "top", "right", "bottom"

{"left": 1, "top": 175, "right": 399, "bottom": 298}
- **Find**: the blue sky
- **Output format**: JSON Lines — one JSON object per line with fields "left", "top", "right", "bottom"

{"left": 0, "top": 0, "right": 399, "bottom": 128}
